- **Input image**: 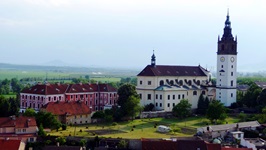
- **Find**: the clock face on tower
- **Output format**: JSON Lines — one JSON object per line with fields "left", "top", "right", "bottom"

{"left": 220, "top": 57, "right": 225, "bottom": 62}
{"left": 230, "top": 57, "right": 235, "bottom": 62}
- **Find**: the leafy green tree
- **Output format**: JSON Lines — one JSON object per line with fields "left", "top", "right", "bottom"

{"left": 9, "top": 97, "right": 20, "bottom": 116}
{"left": 0, "top": 96, "right": 11, "bottom": 117}
{"left": 172, "top": 99, "right": 192, "bottom": 119}
{"left": 23, "top": 108, "right": 36, "bottom": 117}
{"left": 79, "top": 139, "right": 87, "bottom": 147}
{"left": 117, "top": 84, "right": 140, "bottom": 120}
{"left": 241, "top": 83, "right": 261, "bottom": 107}
{"left": 197, "top": 94, "right": 209, "bottom": 115}
{"left": 117, "top": 139, "right": 128, "bottom": 149}
{"left": 38, "top": 123, "right": 46, "bottom": 136}
{"left": 35, "top": 111, "right": 61, "bottom": 129}
{"left": 56, "top": 136, "right": 66, "bottom": 145}
{"left": 124, "top": 96, "right": 141, "bottom": 120}
{"left": 206, "top": 100, "right": 227, "bottom": 124}
{"left": 91, "top": 111, "right": 105, "bottom": 119}
{"left": 143, "top": 103, "right": 154, "bottom": 111}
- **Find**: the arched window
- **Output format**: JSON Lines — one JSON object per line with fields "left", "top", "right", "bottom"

{"left": 159, "top": 80, "right": 164, "bottom": 86}
{"left": 193, "top": 91, "right": 197, "bottom": 95}
{"left": 170, "top": 80, "right": 174, "bottom": 86}
{"left": 179, "top": 80, "right": 183, "bottom": 86}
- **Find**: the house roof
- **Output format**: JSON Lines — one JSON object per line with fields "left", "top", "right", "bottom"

{"left": 21, "top": 83, "right": 68, "bottom": 95}
{"left": 137, "top": 65, "right": 209, "bottom": 77}
{"left": 21, "top": 83, "right": 117, "bottom": 95}
{"left": 0, "top": 139, "right": 23, "bottom": 150}
{"left": 255, "top": 81, "right": 266, "bottom": 89}
{"left": 43, "top": 101, "right": 92, "bottom": 116}
{"left": 0, "top": 116, "right": 37, "bottom": 128}
{"left": 237, "top": 84, "right": 250, "bottom": 91}
{"left": 197, "top": 121, "right": 260, "bottom": 133}
{"left": 141, "top": 138, "right": 208, "bottom": 150}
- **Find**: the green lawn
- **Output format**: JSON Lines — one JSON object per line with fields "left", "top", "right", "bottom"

{"left": 49, "top": 116, "right": 239, "bottom": 139}
{"left": 1, "top": 94, "right": 17, "bottom": 99}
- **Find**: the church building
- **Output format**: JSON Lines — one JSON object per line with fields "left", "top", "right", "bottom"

{"left": 136, "top": 12, "right": 237, "bottom": 110}
{"left": 136, "top": 52, "right": 212, "bottom": 111}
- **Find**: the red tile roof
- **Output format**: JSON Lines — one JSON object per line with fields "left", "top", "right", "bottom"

{"left": 0, "top": 139, "right": 22, "bottom": 150}
{"left": 137, "top": 65, "right": 209, "bottom": 77}
{"left": 43, "top": 101, "right": 92, "bottom": 115}
{"left": 222, "top": 148, "right": 252, "bottom": 150}
{"left": 0, "top": 116, "right": 37, "bottom": 128}
{"left": 141, "top": 138, "right": 208, "bottom": 150}
{"left": 21, "top": 83, "right": 68, "bottom": 95}
{"left": 21, "top": 83, "right": 117, "bottom": 95}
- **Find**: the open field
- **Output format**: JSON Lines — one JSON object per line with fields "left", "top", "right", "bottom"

{"left": 1, "top": 94, "right": 17, "bottom": 99}
{"left": 49, "top": 116, "right": 239, "bottom": 139}
{"left": 0, "top": 70, "right": 122, "bottom": 83}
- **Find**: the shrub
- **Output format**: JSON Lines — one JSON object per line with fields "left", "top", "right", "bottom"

{"left": 172, "top": 127, "right": 181, "bottom": 133}
{"left": 112, "top": 122, "right": 118, "bottom": 126}
{"left": 62, "top": 124, "right": 67, "bottom": 130}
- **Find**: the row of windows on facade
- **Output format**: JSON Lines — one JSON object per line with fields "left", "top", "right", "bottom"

{"left": 17, "top": 128, "right": 27, "bottom": 132}
{"left": 218, "top": 92, "right": 234, "bottom": 98}
{"left": 218, "top": 80, "right": 235, "bottom": 87}
{"left": 139, "top": 79, "right": 201, "bottom": 86}
{"left": 219, "top": 71, "right": 234, "bottom": 76}
{"left": 155, "top": 102, "right": 176, "bottom": 108}
{"left": 140, "top": 91, "right": 205, "bottom": 100}
{"left": 221, "top": 65, "right": 234, "bottom": 69}
{"left": 21, "top": 99, "right": 116, "bottom": 109}
{"left": 21, "top": 93, "right": 117, "bottom": 100}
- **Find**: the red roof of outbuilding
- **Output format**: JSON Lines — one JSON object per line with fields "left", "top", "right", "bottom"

{"left": 0, "top": 116, "right": 37, "bottom": 128}
{"left": 0, "top": 139, "right": 23, "bottom": 150}
{"left": 43, "top": 101, "right": 92, "bottom": 116}
{"left": 137, "top": 65, "right": 208, "bottom": 77}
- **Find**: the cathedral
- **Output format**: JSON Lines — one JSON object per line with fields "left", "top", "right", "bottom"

{"left": 136, "top": 12, "right": 237, "bottom": 110}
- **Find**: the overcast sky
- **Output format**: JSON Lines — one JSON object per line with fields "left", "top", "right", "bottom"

{"left": 0, "top": 0, "right": 265, "bottom": 72}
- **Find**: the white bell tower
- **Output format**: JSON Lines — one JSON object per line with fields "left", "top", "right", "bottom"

{"left": 216, "top": 11, "right": 237, "bottom": 106}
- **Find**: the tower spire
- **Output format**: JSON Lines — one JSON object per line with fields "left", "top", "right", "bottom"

{"left": 151, "top": 50, "right": 156, "bottom": 67}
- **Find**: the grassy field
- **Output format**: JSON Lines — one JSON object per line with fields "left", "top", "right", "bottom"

{"left": 1, "top": 94, "right": 17, "bottom": 99}
{"left": 49, "top": 116, "right": 239, "bottom": 139}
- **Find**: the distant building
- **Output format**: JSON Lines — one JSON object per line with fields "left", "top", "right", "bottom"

{"left": 136, "top": 52, "right": 212, "bottom": 110}
{"left": 20, "top": 82, "right": 118, "bottom": 112}
{"left": 0, "top": 116, "right": 38, "bottom": 143}
{"left": 42, "top": 101, "right": 92, "bottom": 125}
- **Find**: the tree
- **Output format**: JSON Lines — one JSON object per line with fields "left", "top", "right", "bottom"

{"left": 117, "top": 84, "right": 140, "bottom": 120}
{"left": 124, "top": 96, "right": 142, "bottom": 120}
{"left": 23, "top": 108, "right": 36, "bottom": 117}
{"left": 0, "top": 96, "right": 11, "bottom": 117}
{"left": 117, "top": 139, "right": 128, "bottom": 149}
{"left": 91, "top": 111, "right": 105, "bottom": 119}
{"left": 38, "top": 123, "right": 46, "bottom": 136}
{"left": 35, "top": 111, "right": 61, "bottom": 129}
{"left": 241, "top": 83, "right": 261, "bottom": 107}
{"left": 197, "top": 94, "right": 209, "bottom": 115}
{"left": 56, "top": 136, "right": 66, "bottom": 145}
{"left": 143, "top": 103, "right": 154, "bottom": 111}
{"left": 172, "top": 99, "right": 192, "bottom": 119}
{"left": 206, "top": 100, "right": 227, "bottom": 124}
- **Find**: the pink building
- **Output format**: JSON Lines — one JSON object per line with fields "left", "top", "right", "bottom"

{"left": 20, "top": 82, "right": 118, "bottom": 112}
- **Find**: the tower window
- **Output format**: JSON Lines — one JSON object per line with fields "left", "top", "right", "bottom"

{"left": 139, "top": 94, "right": 142, "bottom": 99}
{"left": 221, "top": 65, "right": 223, "bottom": 68}
{"left": 159, "top": 80, "right": 164, "bottom": 86}
{"left": 148, "top": 81, "right": 151, "bottom": 85}
{"left": 160, "top": 103, "right": 162, "bottom": 107}
{"left": 168, "top": 95, "right": 170, "bottom": 100}
{"left": 231, "top": 72, "right": 233, "bottom": 76}
{"left": 231, "top": 93, "right": 233, "bottom": 97}
{"left": 231, "top": 80, "right": 233, "bottom": 86}
{"left": 140, "top": 81, "right": 142, "bottom": 85}
{"left": 156, "top": 103, "right": 158, "bottom": 107}
{"left": 231, "top": 65, "right": 233, "bottom": 68}
{"left": 160, "top": 95, "right": 162, "bottom": 100}
{"left": 156, "top": 94, "right": 158, "bottom": 99}
{"left": 167, "top": 103, "right": 170, "bottom": 107}
{"left": 173, "top": 95, "right": 175, "bottom": 100}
